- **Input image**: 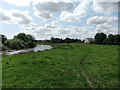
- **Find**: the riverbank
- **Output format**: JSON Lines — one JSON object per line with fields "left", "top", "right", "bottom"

{"left": 2, "top": 45, "right": 53, "bottom": 56}
{"left": 2, "top": 43, "right": 118, "bottom": 88}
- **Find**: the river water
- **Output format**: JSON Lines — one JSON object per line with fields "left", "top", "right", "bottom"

{"left": 4, "top": 45, "right": 53, "bottom": 56}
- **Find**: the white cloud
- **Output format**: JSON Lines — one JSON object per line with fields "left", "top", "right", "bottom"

{"left": 0, "top": 8, "right": 32, "bottom": 25}
{"left": 87, "top": 16, "right": 118, "bottom": 25}
{"left": 60, "top": 0, "right": 90, "bottom": 22}
{"left": 45, "top": 20, "right": 59, "bottom": 28}
{"left": 107, "top": 17, "right": 118, "bottom": 24}
{"left": 87, "top": 16, "right": 108, "bottom": 24}
{"left": 96, "top": 23, "right": 118, "bottom": 35}
{"left": 60, "top": 11, "right": 80, "bottom": 22}
{"left": 71, "top": 0, "right": 82, "bottom": 2}
{"left": 87, "top": 15, "right": 118, "bottom": 35}
{"left": 26, "top": 20, "right": 61, "bottom": 37}
{"left": 23, "top": 20, "right": 95, "bottom": 40}
{"left": 33, "top": 0, "right": 74, "bottom": 19}
{"left": 1, "top": 0, "right": 31, "bottom": 7}
{"left": 93, "top": 0, "right": 120, "bottom": 2}
{"left": 65, "top": 26, "right": 96, "bottom": 39}
{"left": 92, "top": 0, "right": 119, "bottom": 15}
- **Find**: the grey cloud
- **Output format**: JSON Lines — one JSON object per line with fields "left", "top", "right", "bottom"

{"left": 92, "top": 1, "right": 118, "bottom": 15}
{"left": 12, "top": 11, "right": 32, "bottom": 25}
{"left": 33, "top": 1, "right": 74, "bottom": 19}
{"left": 34, "top": 2, "right": 73, "bottom": 12}
{"left": 0, "top": 8, "right": 32, "bottom": 25}
{"left": 0, "top": 14, "right": 11, "bottom": 21}
{"left": 0, "top": 10, "right": 11, "bottom": 22}
{"left": 59, "top": 29, "right": 70, "bottom": 34}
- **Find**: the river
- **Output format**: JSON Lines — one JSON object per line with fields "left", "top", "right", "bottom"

{"left": 3, "top": 45, "right": 53, "bottom": 56}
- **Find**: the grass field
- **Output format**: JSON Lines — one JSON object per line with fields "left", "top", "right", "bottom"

{"left": 2, "top": 43, "right": 118, "bottom": 88}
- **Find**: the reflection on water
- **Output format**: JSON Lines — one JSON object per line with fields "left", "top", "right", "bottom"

{"left": 4, "top": 45, "right": 53, "bottom": 56}
{"left": 34, "top": 45, "right": 53, "bottom": 52}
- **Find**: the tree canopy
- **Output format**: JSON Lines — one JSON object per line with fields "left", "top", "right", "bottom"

{"left": 0, "top": 34, "right": 7, "bottom": 44}
{"left": 1, "top": 33, "right": 36, "bottom": 50}
{"left": 94, "top": 33, "right": 120, "bottom": 45}
{"left": 94, "top": 33, "right": 107, "bottom": 44}
{"left": 4, "top": 39, "right": 26, "bottom": 49}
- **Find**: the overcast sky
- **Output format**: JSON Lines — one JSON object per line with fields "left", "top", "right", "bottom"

{"left": 0, "top": 0, "right": 119, "bottom": 40}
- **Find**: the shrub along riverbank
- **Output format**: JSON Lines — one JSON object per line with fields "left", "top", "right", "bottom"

{"left": 0, "top": 33, "right": 36, "bottom": 51}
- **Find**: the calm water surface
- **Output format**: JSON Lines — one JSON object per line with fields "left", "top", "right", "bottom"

{"left": 4, "top": 45, "right": 53, "bottom": 56}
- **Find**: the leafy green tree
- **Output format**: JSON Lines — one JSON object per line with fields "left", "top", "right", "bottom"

{"left": 0, "top": 34, "right": 7, "bottom": 44}
{"left": 27, "top": 41, "right": 36, "bottom": 48}
{"left": 103, "top": 34, "right": 115, "bottom": 45}
{"left": 108, "top": 34, "right": 115, "bottom": 45}
{"left": 4, "top": 39, "right": 26, "bottom": 49}
{"left": 0, "top": 44, "right": 9, "bottom": 51}
{"left": 65, "top": 37, "right": 74, "bottom": 43}
{"left": 14, "top": 33, "right": 27, "bottom": 42}
{"left": 103, "top": 38, "right": 109, "bottom": 45}
{"left": 94, "top": 32, "right": 107, "bottom": 44}
{"left": 50, "top": 37, "right": 63, "bottom": 43}
{"left": 14, "top": 33, "right": 36, "bottom": 48}
{"left": 114, "top": 34, "right": 120, "bottom": 45}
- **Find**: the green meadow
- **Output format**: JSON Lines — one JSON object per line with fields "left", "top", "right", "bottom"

{"left": 2, "top": 43, "right": 118, "bottom": 88}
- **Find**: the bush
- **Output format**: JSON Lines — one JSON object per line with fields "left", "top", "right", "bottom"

{"left": 4, "top": 39, "right": 26, "bottom": 50}
{"left": 0, "top": 44, "right": 9, "bottom": 51}
{"left": 14, "top": 33, "right": 36, "bottom": 48}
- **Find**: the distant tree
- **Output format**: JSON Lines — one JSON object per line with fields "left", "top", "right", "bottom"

{"left": 50, "top": 37, "right": 62, "bottom": 43}
{"left": 108, "top": 34, "right": 115, "bottom": 45}
{"left": 103, "top": 38, "right": 109, "bottom": 45}
{"left": 65, "top": 37, "right": 73, "bottom": 43}
{"left": 74, "top": 39, "right": 80, "bottom": 43}
{"left": 0, "top": 34, "right": 7, "bottom": 44}
{"left": 94, "top": 32, "right": 107, "bottom": 44}
{"left": 50, "top": 37, "right": 81, "bottom": 43}
{"left": 114, "top": 34, "right": 120, "bottom": 45}
{"left": 50, "top": 37, "right": 55, "bottom": 43}
{"left": 60, "top": 38, "right": 65, "bottom": 43}
{"left": 103, "top": 34, "right": 115, "bottom": 45}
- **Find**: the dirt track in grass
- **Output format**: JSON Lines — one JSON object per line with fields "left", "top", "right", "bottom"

{"left": 80, "top": 51, "right": 93, "bottom": 88}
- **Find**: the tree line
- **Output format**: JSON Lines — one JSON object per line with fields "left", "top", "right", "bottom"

{"left": 39, "top": 33, "right": 120, "bottom": 45}
{"left": 0, "top": 33, "right": 36, "bottom": 51}
{"left": 94, "top": 33, "right": 120, "bottom": 45}
{"left": 40, "top": 37, "right": 82, "bottom": 43}
{"left": 0, "top": 32, "right": 120, "bottom": 51}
